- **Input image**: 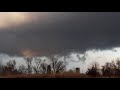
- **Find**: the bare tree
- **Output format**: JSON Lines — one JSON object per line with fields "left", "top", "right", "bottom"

{"left": 18, "top": 65, "right": 26, "bottom": 74}
{"left": 40, "top": 61, "right": 48, "bottom": 74}
{"left": 0, "top": 60, "right": 19, "bottom": 74}
{"left": 102, "top": 61, "right": 116, "bottom": 77}
{"left": 33, "top": 58, "right": 42, "bottom": 74}
{"left": 33, "top": 58, "right": 48, "bottom": 74}
{"left": 50, "top": 57, "right": 66, "bottom": 74}
{"left": 47, "top": 65, "right": 52, "bottom": 74}
{"left": 24, "top": 57, "right": 33, "bottom": 74}
{"left": 0, "top": 60, "right": 2, "bottom": 73}
{"left": 114, "top": 59, "right": 120, "bottom": 76}
{"left": 6, "top": 60, "right": 16, "bottom": 72}
{"left": 86, "top": 62, "right": 100, "bottom": 77}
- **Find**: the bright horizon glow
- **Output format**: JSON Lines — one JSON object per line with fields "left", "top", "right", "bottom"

{"left": 0, "top": 12, "right": 39, "bottom": 29}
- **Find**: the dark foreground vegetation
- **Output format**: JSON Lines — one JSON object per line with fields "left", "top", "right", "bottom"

{"left": 1, "top": 57, "right": 120, "bottom": 78}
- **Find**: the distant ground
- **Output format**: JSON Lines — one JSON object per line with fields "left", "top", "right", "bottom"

{"left": 0, "top": 73, "right": 119, "bottom": 78}
{"left": 0, "top": 73, "right": 89, "bottom": 78}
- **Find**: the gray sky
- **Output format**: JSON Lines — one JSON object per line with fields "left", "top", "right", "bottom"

{"left": 0, "top": 12, "right": 120, "bottom": 56}
{"left": 1, "top": 12, "right": 120, "bottom": 71}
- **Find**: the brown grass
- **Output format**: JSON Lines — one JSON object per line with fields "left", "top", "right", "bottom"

{"left": 1, "top": 73, "right": 120, "bottom": 78}
{"left": 0, "top": 73, "right": 89, "bottom": 78}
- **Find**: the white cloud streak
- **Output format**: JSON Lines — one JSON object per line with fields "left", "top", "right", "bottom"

{"left": 0, "top": 47, "right": 120, "bottom": 73}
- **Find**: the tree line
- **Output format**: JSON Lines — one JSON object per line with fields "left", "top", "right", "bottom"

{"left": 0, "top": 57, "right": 66, "bottom": 75}
{"left": 1, "top": 57, "right": 120, "bottom": 77}
{"left": 86, "top": 59, "right": 120, "bottom": 77}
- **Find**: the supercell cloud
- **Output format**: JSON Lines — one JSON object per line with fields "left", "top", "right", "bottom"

{"left": 0, "top": 12, "right": 120, "bottom": 70}
{"left": 0, "top": 12, "right": 120, "bottom": 64}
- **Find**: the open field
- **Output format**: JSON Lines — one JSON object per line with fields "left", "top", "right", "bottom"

{"left": 0, "top": 73, "right": 88, "bottom": 78}
{"left": 0, "top": 73, "right": 120, "bottom": 78}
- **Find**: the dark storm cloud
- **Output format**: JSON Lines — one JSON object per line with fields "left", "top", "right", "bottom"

{"left": 0, "top": 12, "right": 120, "bottom": 56}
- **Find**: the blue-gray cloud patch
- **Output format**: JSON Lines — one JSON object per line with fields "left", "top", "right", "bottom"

{"left": 0, "top": 12, "right": 120, "bottom": 56}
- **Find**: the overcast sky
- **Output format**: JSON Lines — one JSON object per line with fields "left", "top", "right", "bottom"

{"left": 0, "top": 12, "right": 120, "bottom": 71}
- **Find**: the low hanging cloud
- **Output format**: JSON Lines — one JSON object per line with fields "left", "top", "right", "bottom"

{"left": 0, "top": 12, "right": 120, "bottom": 58}
{"left": 1, "top": 47, "right": 120, "bottom": 72}
{"left": 52, "top": 47, "right": 120, "bottom": 72}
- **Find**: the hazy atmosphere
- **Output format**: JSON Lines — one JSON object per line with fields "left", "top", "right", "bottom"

{"left": 0, "top": 12, "right": 120, "bottom": 72}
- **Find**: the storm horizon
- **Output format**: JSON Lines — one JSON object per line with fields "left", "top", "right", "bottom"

{"left": 0, "top": 12, "right": 120, "bottom": 72}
